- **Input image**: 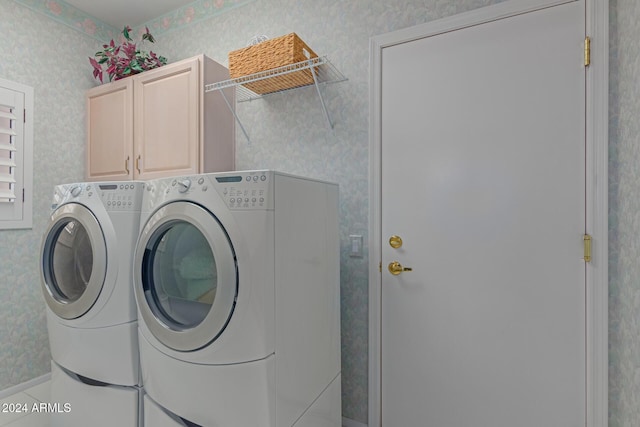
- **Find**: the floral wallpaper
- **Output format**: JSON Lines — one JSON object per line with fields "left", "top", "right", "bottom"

{"left": 138, "top": 0, "right": 256, "bottom": 37}
{"left": 11, "top": 0, "right": 115, "bottom": 40}
{"left": 2, "top": 0, "right": 640, "bottom": 425}
{"left": 608, "top": 0, "right": 640, "bottom": 425}
{"left": 12, "top": 0, "right": 256, "bottom": 41}
{"left": 0, "top": 0, "right": 95, "bottom": 393}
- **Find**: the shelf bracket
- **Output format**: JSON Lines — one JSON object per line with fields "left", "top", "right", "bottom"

{"left": 309, "top": 59, "right": 334, "bottom": 130}
{"left": 219, "top": 89, "right": 252, "bottom": 144}
{"left": 205, "top": 56, "right": 346, "bottom": 144}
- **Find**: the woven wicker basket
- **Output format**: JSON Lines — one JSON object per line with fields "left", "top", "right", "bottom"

{"left": 228, "top": 33, "right": 318, "bottom": 94}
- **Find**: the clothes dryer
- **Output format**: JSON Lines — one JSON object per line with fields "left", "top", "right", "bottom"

{"left": 40, "top": 181, "right": 143, "bottom": 426}
{"left": 134, "top": 171, "right": 341, "bottom": 427}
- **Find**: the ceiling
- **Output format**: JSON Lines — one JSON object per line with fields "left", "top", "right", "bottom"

{"left": 63, "top": 0, "right": 196, "bottom": 27}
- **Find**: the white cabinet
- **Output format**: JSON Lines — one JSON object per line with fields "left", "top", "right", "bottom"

{"left": 86, "top": 55, "right": 234, "bottom": 181}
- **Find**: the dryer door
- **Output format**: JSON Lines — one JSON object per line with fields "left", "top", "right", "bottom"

{"left": 135, "top": 201, "right": 238, "bottom": 352}
{"left": 41, "top": 203, "right": 107, "bottom": 319}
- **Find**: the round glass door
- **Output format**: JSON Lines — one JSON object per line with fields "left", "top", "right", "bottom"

{"left": 41, "top": 203, "right": 107, "bottom": 319}
{"left": 135, "top": 202, "right": 238, "bottom": 352}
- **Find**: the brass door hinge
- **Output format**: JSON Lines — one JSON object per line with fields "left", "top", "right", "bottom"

{"left": 584, "top": 37, "right": 591, "bottom": 67}
{"left": 584, "top": 234, "right": 592, "bottom": 263}
{"left": 379, "top": 261, "right": 382, "bottom": 273}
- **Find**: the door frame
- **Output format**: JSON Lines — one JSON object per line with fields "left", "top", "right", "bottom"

{"left": 368, "top": 0, "right": 609, "bottom": 426}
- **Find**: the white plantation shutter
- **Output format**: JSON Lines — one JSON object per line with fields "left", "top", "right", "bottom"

{"left": 0, "top": 109, "right": 18, "bottom": 201}
{"left": 0, "top": 78, "right": 33, "bottom": 229}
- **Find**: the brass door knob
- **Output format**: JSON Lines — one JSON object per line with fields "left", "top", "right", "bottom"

{"left": 388, "top": 261, "right": 412, "bottom": 275}
{"left": 389, "top": 235, "right": 403, "bottom": 249}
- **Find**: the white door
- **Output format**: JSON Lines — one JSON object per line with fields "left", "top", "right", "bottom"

{"left": 379, "top": 2, "right": 586, "bottom": 426}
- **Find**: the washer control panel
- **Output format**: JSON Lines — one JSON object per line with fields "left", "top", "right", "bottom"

{"left": 97, "top": 182, "right": 143, "bottom": 211}
{"left": 52, "top": 182, "right": 143, "bottom": 212}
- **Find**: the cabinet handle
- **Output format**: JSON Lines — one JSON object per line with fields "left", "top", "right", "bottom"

{"left": 125, "top": 156, "right": 130, "bottom": 175}
{"left": 136, "top": 155, "right": 141, "bottom": 174}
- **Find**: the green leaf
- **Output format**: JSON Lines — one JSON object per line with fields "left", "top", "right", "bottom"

{"left": 131, "top": 60, "right": 144, "bottom": 72}
{"left": 142, "top": 33, "right": 156, "bottom": 43}
{"left": 122, "top": 26, "right": 132, "bottom": 41}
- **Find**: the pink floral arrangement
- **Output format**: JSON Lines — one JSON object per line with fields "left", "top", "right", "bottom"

{"left": 89, "top": 26, "right": 167, "bottom": 83}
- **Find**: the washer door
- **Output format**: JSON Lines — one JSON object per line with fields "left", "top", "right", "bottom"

{"left": 41, "top": 203, "right": 107, "bottom": 320}
{"left": 135, "top": 201, "right": 238, "bottom": 352}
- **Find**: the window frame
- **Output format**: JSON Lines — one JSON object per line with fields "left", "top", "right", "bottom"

{"left": 0, "top": 77, "right": 33, "bottom": 230}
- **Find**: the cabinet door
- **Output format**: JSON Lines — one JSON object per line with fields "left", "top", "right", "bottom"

{"left": 86, "top": 79, "right": 133, "bottom": 181}
{"left": 134, "top": 58, "right": 199, "bottom": 180}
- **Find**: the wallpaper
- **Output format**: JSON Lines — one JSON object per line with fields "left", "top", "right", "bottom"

{"left": 608, "top": 0, "right": 640, "bottom": 425}
{"left": 11, "top": 0, "right": 257, "bottom": 41}
{"left": 11, "top": 0, "right": 116, "bottom": 41}
{"left": 0, "top": 0, "right": 93, "bottom": 393}
{"left": 1, "top": 0, "right": 639, "bottom": 425}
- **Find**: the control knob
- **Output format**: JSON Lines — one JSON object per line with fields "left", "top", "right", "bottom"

{"left": 177, "top": 179, "right": 191, "bottom": 193}
{"left": 70, "top": 185, "right": 82, "bottom": 197}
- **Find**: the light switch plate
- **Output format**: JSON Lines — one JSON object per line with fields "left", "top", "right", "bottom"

{"left": 349, "top": 234, "right": 363, "bottom": 257}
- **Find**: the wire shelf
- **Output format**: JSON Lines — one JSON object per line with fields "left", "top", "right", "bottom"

{"left": 205, "top": 56, "right": 346, "bottom": 102}
{"left": 204, "top": 56, "right": 346, "bottom": 143}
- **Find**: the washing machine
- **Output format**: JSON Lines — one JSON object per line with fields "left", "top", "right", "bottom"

{"left": 134, "top": 170, "right": 341, "bottom": 427}
{"left": 40, "top": 181, "right": 144, "bottom": 426}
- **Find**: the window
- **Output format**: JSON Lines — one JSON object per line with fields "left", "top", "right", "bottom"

{"left": 0, "top": 78, "right": 33, "bottom": 229}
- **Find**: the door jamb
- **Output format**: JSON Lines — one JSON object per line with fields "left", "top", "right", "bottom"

{"left": 368, "top": 0, "right": 608, "bottom": 425}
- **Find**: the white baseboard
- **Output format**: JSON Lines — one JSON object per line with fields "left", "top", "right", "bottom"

{"left": 343, "top": 416, "right": 368, "bottom": 427}
{"left": 0, "top": 373, "right": 51, "bottom": 400}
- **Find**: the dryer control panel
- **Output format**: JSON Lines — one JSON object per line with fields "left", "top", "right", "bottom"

{"left": 144, "top": 171, "right": 276, "bottom": 211}
{"left": 213, "top": 171, "right": 271, "bottom": 210}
